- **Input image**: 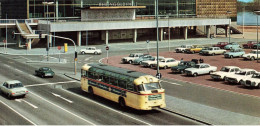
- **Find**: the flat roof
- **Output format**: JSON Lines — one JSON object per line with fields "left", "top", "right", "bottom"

{"left": 85, "top": 6, "right": 146, "bottom": 10}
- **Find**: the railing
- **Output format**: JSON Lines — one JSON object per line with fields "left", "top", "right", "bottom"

{"left": 0, "top": 19, "right": 17, "bottom": 24}
{"left": 25, "top": 20, "right": 33, "bottom": 34}
{"left": 15, "top": 20, "right": 26, "bottom": 35}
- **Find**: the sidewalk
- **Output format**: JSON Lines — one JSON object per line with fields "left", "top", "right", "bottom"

{"left": 64, "top": 72, "right": 260, "bottom": 125}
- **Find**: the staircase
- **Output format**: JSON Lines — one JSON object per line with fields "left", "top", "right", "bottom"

{"left": 18, "top": 23, "right": 31, "bottom": 35}
{"left": 217, "top": 25, "right": 243, "bottom": 34}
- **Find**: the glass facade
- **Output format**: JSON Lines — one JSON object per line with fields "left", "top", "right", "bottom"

{"left": 28, "top": 0, "right": 196, "bottom": 18}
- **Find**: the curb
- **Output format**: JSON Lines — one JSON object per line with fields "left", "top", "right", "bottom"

{"left": 64, "top": 73, "right": 80, "bottom": 81}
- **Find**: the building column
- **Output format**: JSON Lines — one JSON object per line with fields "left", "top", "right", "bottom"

{"left": 133, "top": 29, "right": 137, "bottom": 43}
{"left": 105, "top": 30, "right": 109, "bottom": 45}
{"left": 77, "top": 31, "right": 82, "bottom": 46}
{"left": 193, "top": 26, "right": 197, "bottom": 35}
{"left": 48, "top": 33, "right": 52, "bottom": 47}
{"left": 28, "top": 39, "right": 31, "bottom": 50}
{"left": 206, "top": 25, "right": 211, "bottom": 38}
{"left": 56, "top": 1, "right": 59, "bottom": 20}
{"left": 160, "top": 28, "right": 163, "bottom": 41}
{"left": 183, "top": 27, "right": 188, "bottom": 40}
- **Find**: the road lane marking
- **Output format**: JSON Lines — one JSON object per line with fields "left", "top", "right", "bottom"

{"left": 52, "top": 93, "right": 73, "bottom": 103}
{"left": 19, "top": 56, "right": 31, "bottom": 61}
{"left": 0, "top": 99, "right": 37, "bottom": 125}
{"left": 15, "top": 99, "right": 38, "bottom": 109}
{"left": 62, "top": 89, "right": 152, "bottom": 125}
{"left": 84, "top": 56, "right": 93, "bottom": 61}
{"left": 98, "top": 58, "right": 105, "bottom": 64}
{"left": 25, "top": 80, "right": 77, "bottom": 87}
{"left": 4, "top": 64, "right": 10, "bottom": 68}
{"left": 30, "top": 91, "right": 95, "bottom": 125}
{"left": 15, "top": 68, "right": 23, "bottom": 73}
{"left": 161, "top": 80, "right": 182, "bottom": 86}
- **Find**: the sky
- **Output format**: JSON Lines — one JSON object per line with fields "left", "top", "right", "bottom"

{"left": 238, "top": 0, "right": 254, "bottom": 2}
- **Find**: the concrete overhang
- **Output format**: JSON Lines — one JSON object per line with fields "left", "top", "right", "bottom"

{"left": 86, "top": 6, "right": 146, "bottom": 9}
{"left": 43, "top": 18, "right": 230, "bottom": 32}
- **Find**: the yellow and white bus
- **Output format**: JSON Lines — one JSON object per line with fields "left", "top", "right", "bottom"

{"left": 81, "top": 63, "right": 166, "bottom": 110}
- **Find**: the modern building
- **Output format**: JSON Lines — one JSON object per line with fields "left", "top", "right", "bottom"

{"left": 0, "top": 0, "right": 237, "bottom": 49}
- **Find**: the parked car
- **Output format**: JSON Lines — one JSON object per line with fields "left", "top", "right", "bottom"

{"left": 155, "top": 58, "right": 180, "bottom": 69}
{"left": 185, "top": 63, "right": 217, "bottom": 77}
{"left": 224, "top": 42, "right": 241, "bottom": 50}
{"left": 121, "top": 53, "right": 144, "bottom": 64}
{"left": 240, "top": 72, "right": 260, "bottom": 88}
{"left": 185, "top": 45, "right": 204, "bottom": 54}
{"left": 35, "top": 67, "right": 55, "bottom": 78}
{"left": 252, "top": 43, "right": 260, "bottom": 49}
{"left": 0, "top": 80, "right": 28, "bottom": 99}
{"left": 199, "top": 47, "right": 210, "bottom": 54}
{"left": 201, "top": 47, "right": 226, "bottom": 56}
{"left": 213, "top": 42, "right": 229, "bottom": 49}
{"left": 132, "top": 55, "right": 154, "bottom": 65}
{"left": 171, "top": 61, "right": 196, "bottom": 74}
{"left": 242, "top": 50, "right": 260, "bottom": 61}
{"left": 175, "top": 45, "right": 193, "bottom": 53}
{"left": 224, "top": 48, "right": 245, "bottom": 58}
{"left": 242, "top": 41, "right": 257, "bottom": 49}
{"left": 141, "top": 57, "right": 164, "bottom": 68}
{"left": 210, "top": 66, "right": 240, "bottom": 81}
{"left": 80, "top": 47, "right": 102, "bottom": 55}
{"left": 225, "top": 69, "right": 257, "bottom": 84}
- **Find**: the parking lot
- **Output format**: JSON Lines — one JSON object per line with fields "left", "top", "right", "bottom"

{"left": 102, "top": 48, "right": 260, "bottom": 97}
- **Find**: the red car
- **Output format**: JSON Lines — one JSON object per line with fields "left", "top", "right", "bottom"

{"left": 213, "top": 42, "right": 229, "bottom": 49}
{"left": 242, "top": 41, "right": 257, "bottom": 49}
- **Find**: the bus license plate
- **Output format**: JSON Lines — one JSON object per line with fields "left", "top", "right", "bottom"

{"left": 148, "top": 94, "right": 162, "bottom": 101}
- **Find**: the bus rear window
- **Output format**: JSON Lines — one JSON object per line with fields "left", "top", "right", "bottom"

{"left": 143, "top": 83, "right": 161, "bottom": 91}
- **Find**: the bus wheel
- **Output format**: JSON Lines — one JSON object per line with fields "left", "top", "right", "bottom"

{"left": 119, "top": 97, "right": 126, "bottom": 108}
{"left": 88, "top": 87, "right": 94, "bottom": 96}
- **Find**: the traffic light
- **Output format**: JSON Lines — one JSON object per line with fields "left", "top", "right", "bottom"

{"left": 75, "top": 51, "right": 78, "bottom": 58}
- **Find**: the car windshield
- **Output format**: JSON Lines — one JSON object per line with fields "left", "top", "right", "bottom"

{"left": 220, "top": 67, "right": 230, "bottom": 72}
{"left": 209, "top": 48, "right": 214, "bottom": 50}
{"left": 194, "top": 65, "right": 200, "bottom": 68}
{"left": 129, "top": 54, "right": 135, "bottom": 57}
{"left": 42, "top": 67, "right": 51, "bottom": 71}
{"left": 252, "top": 73, "right": 260, "bottom": 78}
{"left": 143, "top": 83, "right": 161, "bottom": 91}
{"left": 9, "top": 83, "right": 23, "bottom": 89}
{"left": 235, "top": 71, "right": 246, "bottom": 75}
{"left": 181, "top": 45, "right": 185, "bottom": 48}
{"left": 250, "top": 51, "right": 258, "bottom": 54}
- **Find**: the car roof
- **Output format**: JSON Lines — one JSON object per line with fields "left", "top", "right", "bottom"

{"left": 5, "top": 80, "right": 21, "bottom": 84}
{"left": 240, "top": 68, "right": 256, "bottom": 72}
{"left": 223, "top": 66, "right": 240, "bottom": 68}
{"left": 163, "top": 58, "right": 175, "bottom": 60}
{"left": 197, "top": 63, "right": 210, "bottom": 65}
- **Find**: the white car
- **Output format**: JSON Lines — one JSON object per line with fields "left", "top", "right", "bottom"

{"left": 185, "top": 63, "right": 217, "bottom": 77}
{"left": 80, "top": 47, "right": 102, "bottom": 55}
{"left": 141, "top": 57, "right": 164, "bottom": 68}
{"left": 240, "top": 72, "right": 260, "bottom": 88}
{"left": 0, "top": 80, "right": 28, "bottom": 99}
{"left": 242, "top": 50, "right": 260, "bottom": 61}
{"left": 175, "top": 45, "right": 193, "bottom": 53}
{"left": 201, "top": 47, "right": 226, "bottom": 56}
{"left": 210, "top": 66, "right": 240, "bottom": 80}
{"left": 225, "top": 69, "right": 257, "bottom": 84}
{"left": 121, "top": 53, "right": 144, "bottom": 64}
{"left": 155, "top": 58, "right": 180, "bottom": 69}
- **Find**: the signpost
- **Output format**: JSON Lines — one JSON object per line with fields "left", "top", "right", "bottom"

{"left": 58, "top": 46, "right": 61, "bottom": 62}
{"left": 106, "top": 46, "right": 109, "bottom": 63}
{"left": 156, "top": 73, "right": 162, "bottom": 79}
{"left": 146, "top": 40, "right": 150, "bottom": 54}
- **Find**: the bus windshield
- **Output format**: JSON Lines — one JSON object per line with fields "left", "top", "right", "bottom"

{"left": 143, "top": 83, "right": 161, "bottom": 91}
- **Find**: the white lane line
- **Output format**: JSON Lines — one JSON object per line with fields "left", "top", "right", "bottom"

{"left": 84, "top": 56, "right": 93, "bottom": 61}
{"left": 161, "top": 80, "right": 182, "bottom": 86}
{"left": 25, "top": 80, "right": 77, "bottom": 87}
{"left": 30, "top": 91, "right": 95, "bottom": 125}
{"left": 29, "top": 75, "right": 38, "bottom": 79}
{"left": 4, "top": 64, "right": 10, "bottom": 68}
{"left": 19, "top": 56, "right": 32, "bottom": 61}
{"left": 61, "top": 89, "right": 152, "bottom": 125}
{"left": 15, "top": 99, "right": 38, "bottom": 109}
{"left": 52, "top": 93, "right": 73, "bottom": 103}
{"left": 0, "top": 99, "right": 37, "bottom": 125}
{"left": 98, "top": 58, "right": 105, "bottom": 64}
{"left": 14, "top": 68, "right": 23, "bottom": 73}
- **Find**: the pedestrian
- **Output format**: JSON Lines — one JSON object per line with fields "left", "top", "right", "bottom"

{"left": 199, "top": 58, "right": 204, "bottom": 63}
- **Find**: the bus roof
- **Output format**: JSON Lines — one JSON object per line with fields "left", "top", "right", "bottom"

{"left": 87, "top": 63, "right": 147, "bottom": 78}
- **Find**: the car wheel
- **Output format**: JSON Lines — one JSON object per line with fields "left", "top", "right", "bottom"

{"left": 193, "top": 73, "right": 198, "bottom": 77}
{"left": 81, "top": 51, "right": 86, "bottom": 55}
{"left": 258, "top": 84, "right": 260, "bottom": 89}
{"left": 182, "top": 50, "right": 185, "bottom": 53}
{"left": 230, "top": 55, "right": 233, "bottom": 59}
{"left": 192, "top": 51, "right": 195, "bottom": 54}
{"left": 164, "top": 66, "right": 168, "bottom": 69}
{"left": 180, "top": 70, "right": 184, "bottom": 74}
{"left": 41, "top": 74, "right": 44, "bottom": 78}
{"left": 7, "top": 93, "right": 12, "bottom": 99}
{"left": 139, "top": 61, "right": 142, "bottom": 65}
{"left": 119, "top": 97, "right": 126, "bottom": 108}
{"left": 22, "top": 94, "right": 26, "bottom": 98}
{"left": 209, "top": 71, "right": 213, "bottom": 74}
{"left": 88, "top": 87, "right": 94, "bottom": 96}
{"left": 150, "top": 65, "right": 153, "bottom": 68}
{"left": 250, "top": 57, "right": 255, "bottom": 61}
{"left": 94, "top": 51, "right": 98, "bottom": 55}
{"left": 212, "top": 53, "right": 215, "bottom": 56}
{"left": 129, "top": 60, "right": 133, "bottom": 64}
{"left": 223, "top": 76, "right": 226, "bottom": 81}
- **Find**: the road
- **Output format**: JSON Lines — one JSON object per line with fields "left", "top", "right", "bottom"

{"left": 0, "top": 54, "right": 201, "bottom": 125}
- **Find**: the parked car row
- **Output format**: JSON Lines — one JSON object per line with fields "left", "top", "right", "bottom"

{"left": 211, "top": 66, "right": 260, "bottom": 88}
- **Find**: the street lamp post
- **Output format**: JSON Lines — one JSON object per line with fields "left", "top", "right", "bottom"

{"left": 5, "top": 13, "right": 7, "bottom": 53}
{"left": 156, "top": 0, "right": 160, "bottom": 79}
{"left": 254, "top": 10, "right": 260, "bottom": 63}
{"left": 168, "top": 13, "right": 171, "bottom": 52}
{"left": 227, "top": 11, "right": 232, "bottom": 43}
{"left": 42, "top": 2, "right": 54, "bottom": 61}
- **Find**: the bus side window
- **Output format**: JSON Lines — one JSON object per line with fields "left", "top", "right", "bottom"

{"left": 110, "top": 77, "right": 118, "bottom": 86}
{"left": 118, "top": 80, "right": 126, "bottom": 89}
{"left": 88, "top": 72, "right": 94, "bottom": 78}
{"left": 137, "top": 84, "right": 144, "bottom": 91}
{"left": 103, "top": 75, "right": 109, "bottom": 83}
{"left": 93, "top": 73, "right": 99, "bottom": 80}
{"left": 126, "top": 83, "right": 134, "bottom": 91}
{"left": 81, "top": 70, "right": 85, "bottom": 77}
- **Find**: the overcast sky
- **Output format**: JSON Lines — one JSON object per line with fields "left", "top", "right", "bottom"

{"left": 238, "top": 0, "right": 253, "bottom": 2}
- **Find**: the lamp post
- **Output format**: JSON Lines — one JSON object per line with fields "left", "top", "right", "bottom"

{"left": 243, "top": 7, "right": 245, "bottom": 38}
{"left": 42, "top": 2, "right": 54, "bottom": 61}
{"left": 155, "top": 0, "right": 161, "bottom": 79}
{"left": 5, "top": 13, "right": 7, "bottom": 54}
{"left": 168, "top": 13, "right": 171, "bottom": 52}
{"left": 254, "top": 10, "right": 260, "bottom": 63}
{"left": 227, "top": 11, "right": 232, "bottom": 43}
